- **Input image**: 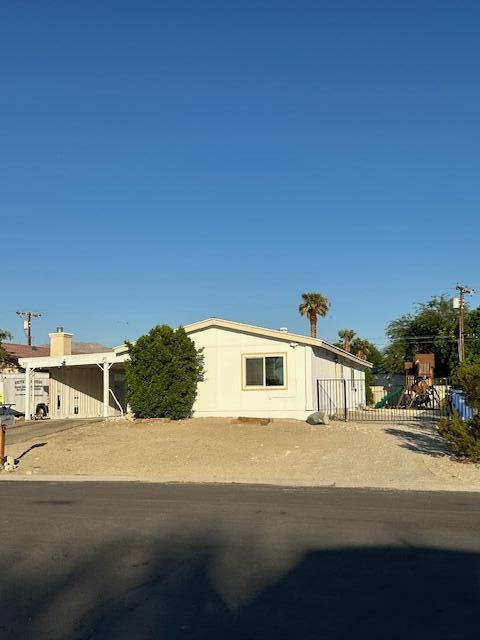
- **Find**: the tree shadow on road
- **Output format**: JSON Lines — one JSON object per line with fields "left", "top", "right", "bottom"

{"left": 0, "top": 530, "right": 478, "bottom": 639}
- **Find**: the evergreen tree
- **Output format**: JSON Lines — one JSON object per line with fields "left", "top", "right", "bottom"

{"left": 125, "top": 325, "right": 203, "bottom": 419}
{"left": 383, "top": 296, "right": 459, "bottom": 377}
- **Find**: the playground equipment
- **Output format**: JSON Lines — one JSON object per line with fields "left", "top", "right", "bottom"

{"left": 375, "top": 354, "right": 441, "bottom": 410}
{"left": 375, "top": 385, "right": 403, "bottom": 409}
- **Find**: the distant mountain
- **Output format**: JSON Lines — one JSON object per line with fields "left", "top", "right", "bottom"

{"left": 72, "top": 342, "right": 113, "bottom": 354}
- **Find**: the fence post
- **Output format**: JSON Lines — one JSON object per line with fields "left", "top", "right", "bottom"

{"left": 343, "top": 379, "right": 348, "bottom": 422}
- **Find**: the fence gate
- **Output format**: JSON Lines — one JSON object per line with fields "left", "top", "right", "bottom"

{"left": 316, "top": 378, "right": 449, "bottom": 422}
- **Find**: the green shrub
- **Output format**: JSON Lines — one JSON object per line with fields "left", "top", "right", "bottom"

{"left": 438, "top": 413, "right": 480, "bottom": 461}
{"left": 365, "top": 368, "right": 374, "bottom": 405}
{"left": 125, "top": 325, "right": 204, "bottom": 420}
{"left": 453, "top": 360, "right": 480, "bottom": 412}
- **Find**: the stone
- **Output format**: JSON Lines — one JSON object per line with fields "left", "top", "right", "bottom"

{"left": 3, "top": 456, "right": 18, "bottom": 472}
{"left": 306, "top": 411, "right": 330, "bottom": 425}
{"left": 231, "top": 417, "right": 272, "bottom": 426}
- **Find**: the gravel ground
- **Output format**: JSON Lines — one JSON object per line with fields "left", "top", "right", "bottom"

{"left": 3, "top": 417, "right": 480, "bottom": 491}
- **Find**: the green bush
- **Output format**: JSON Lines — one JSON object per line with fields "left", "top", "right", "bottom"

{"left": 365, "top": 368, "right": 374, "bottom": 405}
{"left": 453, "top": 360, "right": 480, "bottom": 412}
{"left": 125, "top": 325, "right": 204, "bottom": 420}
{"left": 438, "top": 413, "right": 480, "bottom": 461}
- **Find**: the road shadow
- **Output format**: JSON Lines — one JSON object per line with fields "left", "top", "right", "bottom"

{"left": 384, "top": 424, "right": 451, "bottom": 457}
{"left": 0, "top": 532, "right": 478, "bottom": 639}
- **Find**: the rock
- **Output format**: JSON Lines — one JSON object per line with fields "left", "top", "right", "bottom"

{"left": 306, "top": 411, "right": 330, "bottom": 425}
{"left": 3, "top": 456, "right": 18, "bottom": 472}
{"left": 231, "top": 417, "right": 272, "bottom": 426}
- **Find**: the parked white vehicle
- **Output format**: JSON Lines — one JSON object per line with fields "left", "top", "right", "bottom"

{"left": 0, "top": 373, "right": 49, "bottom": 418}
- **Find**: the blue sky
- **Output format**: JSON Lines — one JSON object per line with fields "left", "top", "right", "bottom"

{"left": 1, "top": 0, "right": 479, "bottom": 348}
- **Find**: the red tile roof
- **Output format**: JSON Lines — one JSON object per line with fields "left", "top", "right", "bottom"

{"left": 2, "top": 343, "right": 50, "bottom": 362}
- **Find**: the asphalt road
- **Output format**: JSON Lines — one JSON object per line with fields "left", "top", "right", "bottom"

{"left": 0, "top": 483, "right": 479, "bottom": 640}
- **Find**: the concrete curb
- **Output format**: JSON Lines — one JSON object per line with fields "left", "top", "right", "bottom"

{"left": 0, "top": 473, "right": 479, "bottom": 492}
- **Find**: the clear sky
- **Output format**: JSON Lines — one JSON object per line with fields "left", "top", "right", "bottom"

{"left": 1, "top": 0, "right": 479, "bottom": 348}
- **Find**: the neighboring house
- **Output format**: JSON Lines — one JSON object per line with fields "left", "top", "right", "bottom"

{"left": 1, "top": 343, "right": 50, "bottom": 373}
{"left": 19, "top": 319, "right": 372, "bottom": 421}
{"left": 1, "top": 342, "right": 112, "bottom": 374}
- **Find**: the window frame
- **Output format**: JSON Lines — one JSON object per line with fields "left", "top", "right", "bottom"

{"left": 242, "top": 353, "right": 287, "bottom": 390}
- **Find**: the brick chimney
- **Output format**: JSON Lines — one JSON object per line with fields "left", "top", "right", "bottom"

{"left": 49, "top": 327, "right": 73, "bottom": 356}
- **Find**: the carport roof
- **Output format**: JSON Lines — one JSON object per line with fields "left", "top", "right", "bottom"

{"left": 18, "top": 351, "right": 128, "bottom": 370}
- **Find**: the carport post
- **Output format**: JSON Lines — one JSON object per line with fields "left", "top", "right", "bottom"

{"left": 102, "top": 362, "right": 110, "bottom": 418}
{"left": 31, "top": 369, "right": 35, "bottom": 417}
{"left": 24, "top": 367, "right": 31, "bottom": 420}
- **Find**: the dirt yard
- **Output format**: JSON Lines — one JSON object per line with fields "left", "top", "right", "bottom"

{"left": 4, "top": 417, "right": 480, "bottom": 491}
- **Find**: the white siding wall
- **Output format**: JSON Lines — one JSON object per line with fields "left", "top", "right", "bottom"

{"left": 44, "top": 330, "right": 368, "bottom": 422}
{"left": 189, "top": 327, "right": 313, "bottom": 419}
{"left": 49, "top": 366, "right": 122, "bottom": 418}
{"left": 311, "top": 347, "right": 366, "bottom": 413}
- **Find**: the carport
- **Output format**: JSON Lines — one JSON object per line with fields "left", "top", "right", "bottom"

{"left": 18, "top": 350, "right": 129, "bottom": 420}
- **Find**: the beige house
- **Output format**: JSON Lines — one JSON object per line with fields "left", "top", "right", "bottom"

{"left": 19, "top": 319, "right": 372, "bottom": 421}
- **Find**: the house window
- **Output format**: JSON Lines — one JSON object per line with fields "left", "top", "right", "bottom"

{"left": 244, "top": 355, "right": 285, "bottom": 388}
{"left": 246, "top": 358, "right": 264, "bottom": 386}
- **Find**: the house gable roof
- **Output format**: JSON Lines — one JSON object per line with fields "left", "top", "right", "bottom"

{"left": 183, "top": 318, "right": 373, "bottom": 368}
{"left": 114, "top": 318, "right": 373, "bottom": 367}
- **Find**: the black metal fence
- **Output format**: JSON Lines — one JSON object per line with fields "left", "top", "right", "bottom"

{"left": 316, "top": 378, "right": 450, "bottom": 422}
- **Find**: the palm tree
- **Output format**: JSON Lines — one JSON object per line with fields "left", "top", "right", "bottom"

{"left": 338, "top": 329, "right": 356, "bottom": 353}
{"left": 299, "top": 292, "right": 330, "bottom": 338}
{"left": 0, "top": 329, "right": 13, "bottom": 364}
{"left": 352, "top": 338, "right": 371, "bottom": 361}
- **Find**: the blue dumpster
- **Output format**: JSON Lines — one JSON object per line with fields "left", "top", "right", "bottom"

{"left": 449, "top": 390, "right": 474, "bottom": 421}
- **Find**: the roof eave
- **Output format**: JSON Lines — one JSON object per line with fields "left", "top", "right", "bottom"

{"left": 183, "top": 318, "right": 373, "bottom": 368}
{"left": 18, "top": 351, "right": 128, "bottom": 369}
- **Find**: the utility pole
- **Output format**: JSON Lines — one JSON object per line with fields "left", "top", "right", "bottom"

{"left": 16, "top": 311, "right": 42, "bottom": 346}
{"left": 455, "top": 285, "right": 475, "bottom": 363}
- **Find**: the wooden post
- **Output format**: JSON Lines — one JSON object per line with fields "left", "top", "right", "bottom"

{"left": 0, "top": 425, "right": 5, "bottom": 466}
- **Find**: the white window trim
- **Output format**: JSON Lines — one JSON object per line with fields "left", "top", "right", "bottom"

{"left": 242, "top": 353, "right": 287, "bottom": 390}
